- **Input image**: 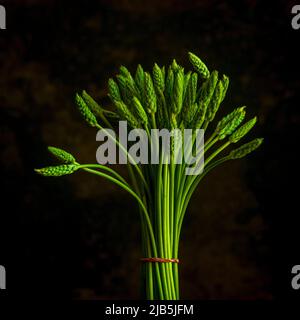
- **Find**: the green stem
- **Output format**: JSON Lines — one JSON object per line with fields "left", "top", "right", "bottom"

{"left": 78, "top": 164, "right": 128, "bottom": 185}
{"left": 177, "top": 157, "right": 230, "bottom": 244}
{"left": 163, "top": 162, "right": 172, "bottom": 299}
{"left": 96, "top": 124, "right": 149, "bottom": 195}
{"left": 82, "top": 167, "right": 164, "bottom": 299}
{"left": 205, "top": 141, "right": 231, "bottom": 165}
{"left": 156, "top": 157, "right": 169, "bottom": 299}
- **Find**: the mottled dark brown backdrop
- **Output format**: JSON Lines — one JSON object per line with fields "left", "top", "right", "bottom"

{"left": 0, "top": 0, "right": 299, "bottom": 300}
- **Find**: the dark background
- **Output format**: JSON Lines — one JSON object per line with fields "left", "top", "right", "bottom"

{"left": 0, "top": 0, "right": 299, "bottom": 300}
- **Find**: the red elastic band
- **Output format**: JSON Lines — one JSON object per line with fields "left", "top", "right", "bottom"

{"left": 140, "top": 257, "right": 179, "bottom": 263}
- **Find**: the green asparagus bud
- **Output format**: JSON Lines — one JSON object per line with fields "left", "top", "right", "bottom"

{"left": 120, "top": 66, "right": 134, "bottom": 84}
{"left": 192, "top": 71, "right": 218, "bottom": 128}
{"left": 116, "top": 75, "right": 128, "bottom": 96}
{"left": 81, "top": 90, "right": 105, "bottom": 119}
{"left": 119, "top": 66, "right": 140, "bottom": 100}
{"left": 197, "top": 70, "right": 218, "bottom": 108}
{"left": 217, "top": 106, "right": 246, "bottom": 139}
{"left": 188, "top": 52, "right": 210, "bottom": 79}
{"left": 193, "top": 102, "right": 207, "bottom": 129}
{"left": 172, "top": 69, "right": 184, "bottom": 114}
{"left": 229, "top": 138, "right": 264, "bottom": 159}
{"left": 48, "top": 146, "right": 76, "bottom": 164}
{"left": 125, "top": 78, "right": 140, "bottom": 100}
{"left": 183, "top": 73, "right": 197, "bottom": 116}
{"left": 153, "top": 63, "right": 165, "bottom": 92}
{"left": 220, "top": 74, "right": 229, "bottom": 102}
{"left": 132, "top": 97, "right": 148, "bottom": 125}
{"left": 113, "top": 100, "right": 140, "bottom": 128}
{"left": 206, "top": 80, "right": 224, "bottom": 122}
{"left": 185, "top": 103, "right": 199, "bottom": 126}
{"left": 108, "top": 78, "right": 121, "bottom": 101}
{"left": 144, "top": 72, "right": 157, "bottom": 113}
{"left": 35, "top": 164, "right": 79, "bottom": 176}
{"left": 171, "top": 59, "right": 180, "bottom": 72}
{"left": 161, "top": 66, "right": 166, "bottom": 83}
{"left": 134, "top": 64, "right": 145, "bottom": 93}
{"left": 75, "top": 93, "right": 99, "bottom": 128}
{"left": 229, "top": 117, "right": 257, "bottom": 143}
{"left": 165, "top": 66, "right": 174, "bottom": 104}
{"left": 115, "top": 75, "right": 135, "bottom": 105}
{"left": 183, "top": 71, "right": 192, "bottom": 101}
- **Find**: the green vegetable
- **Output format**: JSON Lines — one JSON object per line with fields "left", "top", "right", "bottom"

{"left": 135, "top": 64, "right": 145, "bottom": 94}
{"left": 75, "top": 93, "right": 99, "bottom": 128}
{"left": 35, "top": 164, "right": 79, "bottom": 176}
{"left": 132, "top": 96, "right": 148, "bottom": 125}
{"left": 188, "top": 52, "right": 210, "bottom": 79}
{"left": 206, "top": 79, "right": 224, "bottom": 122}
{"left": 172, "top": 69, "right": 184, "bottom": 115}
{"left": 229, "top": 138, "right": 264, "bottom": 159}
{"left": 153, "top": 63, "right": 165, "bottom": 92}
{"left": 47, "top": 146, "right": 76, "bottom": 164}
{"left": 217, "top": 106, "right": 246, "bottom": 139}
{"left": 36, "top": 52, "right": 263, "bottom": 301}
{"left": 145, "top": 72, "right": 157, "bottom": 114}
{"left": 113, "top": 100, "right": 140, "bottom": 129}
{"left": 108, "top": 78, "right": 121, "bottom": 102}
{"left": 229, "top": 117, "right": 257, "bottom": 143}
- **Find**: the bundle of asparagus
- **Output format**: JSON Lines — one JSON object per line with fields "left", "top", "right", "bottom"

{"left": 35, "top": 52, "right": 263, "bottom": 300}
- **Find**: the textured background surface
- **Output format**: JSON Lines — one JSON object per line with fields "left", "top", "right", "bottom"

{"left": 0, "top": 0, "right": 299, "bottom": 300}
